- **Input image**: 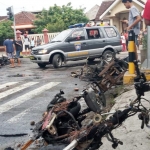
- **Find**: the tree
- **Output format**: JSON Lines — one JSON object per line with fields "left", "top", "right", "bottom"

{"left": 0, "top": 20, "right": 14, "bottom": 45}
{"left": 33, "top": 3, "right": 89, "bottom": 33}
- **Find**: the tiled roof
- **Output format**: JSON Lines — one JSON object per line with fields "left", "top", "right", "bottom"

{"left": 85, "top": 5, "right": 100, "bottom": 21}
{"left": 0, "top": 16, "right": 8, "bottom": 22}
{"left": 95, "top": 0, "right": 115, "bottom": 21}
{"left": 15, "top": 11, "right": 36, "bottom": 25}
{"left": 137, "top": 0, "right": 145, "bottom": 4}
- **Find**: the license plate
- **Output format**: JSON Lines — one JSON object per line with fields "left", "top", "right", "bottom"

{"left": 30, "top": 56, "right": 36, "bottom": 60}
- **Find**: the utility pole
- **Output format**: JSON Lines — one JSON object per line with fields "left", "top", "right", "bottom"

{"left": 147, "top": 26, "right": 150, "bottom": 68}
{"left": 12, "top": 6, "right": 16, "bottom": 40}
{"left": 6, "top": 6, "right": 16, "bottom": 40}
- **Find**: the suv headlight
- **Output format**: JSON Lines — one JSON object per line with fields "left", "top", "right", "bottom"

{"left": 38, "top": 49, "right": 48, "bottom": 54}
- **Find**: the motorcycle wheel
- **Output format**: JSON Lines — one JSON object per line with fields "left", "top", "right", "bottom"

{"left": 67, "top": 101, "right": 81, "bottom": 117}
{"left": 84, "top": 82, "right": 106, "bottom": 113}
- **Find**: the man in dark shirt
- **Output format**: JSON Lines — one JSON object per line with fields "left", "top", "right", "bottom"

{"left": 14, "top": 37, "right": 23, "bottom": 66}
{"left": 3, "top": 36, "right": 15, "bottom": 68}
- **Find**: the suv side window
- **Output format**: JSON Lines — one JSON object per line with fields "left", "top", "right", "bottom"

{"left": 69, "top": 29, "right": 85, "bottom": 41}
{"left": 104, "top": 27, "right": 117, "bottom": 37}
{"left": 86, "top": 29, "right": 101, "bottom": 39}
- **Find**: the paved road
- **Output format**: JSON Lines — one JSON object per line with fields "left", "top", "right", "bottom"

{"left": 0, "top": 58, "right": 90, "bottom": 149}
{"left": 0, "top": 52, "right": 129, "bottom": 149}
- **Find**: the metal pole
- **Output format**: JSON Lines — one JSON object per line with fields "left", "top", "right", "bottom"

{"left": 11, "top": 6, "right": 16, "bottom": 40}
{"left": 128, "top": 30, "right": 136, "bottom": 74}
{"left": 147, "top": 26, "right": 150, "bottom": 68}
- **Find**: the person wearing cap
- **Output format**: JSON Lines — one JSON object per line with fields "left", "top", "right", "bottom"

{"left": 143, "top": 0, "right": 150, "bottom": 26}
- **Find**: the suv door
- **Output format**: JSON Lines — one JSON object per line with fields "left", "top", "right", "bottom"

{"left": 103, "top": 27, "right": 121, "bottom": 50}
{"left": 63, "top": 29, "right": 89, "bottom": 60}
{"left": 85, "top": 28, "right": 107, "bottom": 58}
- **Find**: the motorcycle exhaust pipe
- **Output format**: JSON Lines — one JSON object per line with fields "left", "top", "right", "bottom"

{"left": 63, "top": 139, "right": 78, "bottom": 150}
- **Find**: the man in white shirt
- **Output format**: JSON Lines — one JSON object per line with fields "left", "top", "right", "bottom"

{"left": 23, "top": 35, "right": 30, "bottom": 56}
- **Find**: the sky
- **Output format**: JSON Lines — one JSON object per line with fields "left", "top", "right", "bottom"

{"left": 0, "top": 0, "right": 102, "bottom": 16}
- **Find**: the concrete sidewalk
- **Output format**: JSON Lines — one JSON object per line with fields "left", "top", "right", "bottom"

{"left": 100, "top": 87, "right": 150, "bottom": 150}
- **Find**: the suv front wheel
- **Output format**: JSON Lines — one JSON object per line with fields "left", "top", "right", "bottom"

{"left": 102, "top": 50, "right": 115, "bottom": 62}
{"left": 52, "top": 54, "right": 63, "bottom": 68}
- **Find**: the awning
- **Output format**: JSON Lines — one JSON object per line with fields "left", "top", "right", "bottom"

{"left": 11, "top": 24, "right": 35, "bottom": 29}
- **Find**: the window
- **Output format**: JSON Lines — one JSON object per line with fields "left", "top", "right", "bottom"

{"left": 52, "top": 29, "right": 72, "bottom": 42}
{"left": 104, "top": 27, "right": 117, "bottom": 37}
{"left": 86, "top": 29, "right": 101, "bottom": 39}
{"left": 69, "top": 29, "right": 85, "bottom": 41}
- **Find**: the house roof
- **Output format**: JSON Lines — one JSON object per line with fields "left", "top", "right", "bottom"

{"left": 85, "top": 5, "right": 100, "bottom": 21}
{"left": 95, "top": 0, "right": 115, "bottom": 21}
{"left": 99, "top": 0, "right": 145, "bottom": 19}
{"left": 15, "top": 11, "right": 36, "bottom": 25}
{"left": 0, "top": 16, "right": 8, "bottom": 22}
{"left": 137, "top": 0, "right": 145, "bottom": 4}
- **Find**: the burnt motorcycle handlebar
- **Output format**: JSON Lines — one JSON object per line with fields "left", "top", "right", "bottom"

{"left": 134, "top": 60, "right": 150, "bottom": 96}
{"left": 63, "top": 104, "right": 149, "bottom": 150}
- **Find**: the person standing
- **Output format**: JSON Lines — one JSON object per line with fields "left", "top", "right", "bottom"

{"left": 121, "top": 33, "right": 126, "bottom": 52}
{"left": 143, "top": 0, "right": 150, "bottom": 26}
{"left": 36, "top": 36, "right": 42, "bottom": 46}
{"left": 99, "top": 20, "right": 104, "bottom": 26}
{"left": 30, "top": 38, "right": 35, "bottom": 49}
{"left": 14, "top": 37, "right": 23, "bottom": 66}
{"left": 23, "top": 35, "right": 30, "bottom": 56}
{"left": 124, "top": 30, "right": 128, "bottom": 50}
{"left": 3, "top": 36, "right": 15, "bottom": 68}
{"left": 122, "top": 0, "right": 141, "bottom": 51}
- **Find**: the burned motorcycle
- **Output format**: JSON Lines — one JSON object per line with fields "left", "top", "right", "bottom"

{"left": 0, "top": 55, "right": 10, "bottom": 67}
{"left": 21, "top": 61, "right": 150, "bottom": 150}
{"left": 21, "top": 86, "right": 106, "bottom": 150}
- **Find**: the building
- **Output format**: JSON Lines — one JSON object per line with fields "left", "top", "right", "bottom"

{"left": 0, "top": 16, "right": 8, "bottom": 22}
{"left": 0, "top": 11, "right": 37, "bottom": 35}
{"left": 85, "top": 5, "right": 100, "bottom": 21}
{"left": 86, "top": 0, "right": 146, "bottom": 32}
{"left": 12, "top": 11, "right": 36, "bottom": 34}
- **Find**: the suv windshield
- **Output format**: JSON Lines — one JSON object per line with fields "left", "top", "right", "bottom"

{"left": 51, "top": 29, "right": 72, "bottom": 42}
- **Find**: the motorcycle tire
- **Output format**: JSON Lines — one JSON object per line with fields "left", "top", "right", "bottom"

{"left": 84, "top": 84, "right": 106, "bottom": 113}
{"left": 67, "top": 101, "right": 81, "bottom": 117}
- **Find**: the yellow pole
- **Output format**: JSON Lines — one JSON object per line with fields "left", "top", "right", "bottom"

{"left": 128, "top": 30, "right": 136, "bottom": 74}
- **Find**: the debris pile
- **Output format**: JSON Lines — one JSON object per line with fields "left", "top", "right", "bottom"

{"left": 71, "top": 57, "right": 128, "bottom": 92}
{"left": 0, "top": 55, "right": 10, "bottom": 67}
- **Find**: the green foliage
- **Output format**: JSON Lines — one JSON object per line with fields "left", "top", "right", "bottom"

{"left": 33, "top": 3, "right": 89, "bottom": 33}
{"left": 142, "top": 34, "right": 147, "bottom": 50}
{"left": 0, "top": 20, "right": 14, "bottom": 43}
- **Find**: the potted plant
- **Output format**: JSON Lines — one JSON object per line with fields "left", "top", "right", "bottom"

{"left": 140, "top": 34, "right": 147, "bottom": 64}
